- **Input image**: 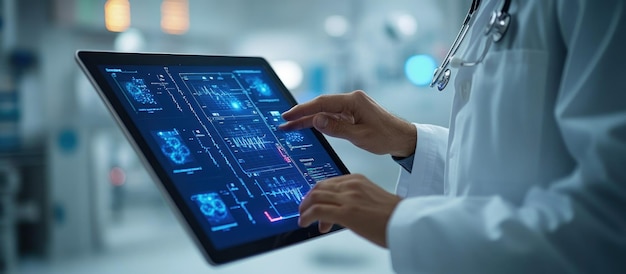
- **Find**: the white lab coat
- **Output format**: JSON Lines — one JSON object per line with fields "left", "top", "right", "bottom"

{"left": 388, "top": 0, "right": 626, "bottom": 273}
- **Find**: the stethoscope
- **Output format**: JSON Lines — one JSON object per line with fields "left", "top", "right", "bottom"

{"left": 430, "top": 0, "right": 512, "bottom": 91}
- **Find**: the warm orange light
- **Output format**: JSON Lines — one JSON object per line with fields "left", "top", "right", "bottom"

{"left": 161, "top": 0, "right": 189, "bottom": 35}
{"left": 104, "top": 0, "right": 131, "bottom": 32}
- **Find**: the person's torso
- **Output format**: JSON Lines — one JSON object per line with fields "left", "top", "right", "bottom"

{"left": 445, "top": 0, "right": 574, "bottom": 205}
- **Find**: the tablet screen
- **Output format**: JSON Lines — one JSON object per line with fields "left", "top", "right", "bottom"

{"left": 96, "top": 63, "right": 345, "bottom": 251}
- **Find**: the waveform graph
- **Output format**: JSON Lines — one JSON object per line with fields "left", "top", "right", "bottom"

{"left": 195, "top": 84, "right": 250, "bottom": 112}
{"left": 191, "top": 129, "right": 220, "bottom": 168}
{"left": 152, "top": 129, "right": 195, "bottom": 166}
{"left": 191, "top": 192, "right": 238, "bottom": 231}
{"left": 257, "top": 174, "right": 311, "bottom": 221}
{"left": 181, "top": 72, "right": 256, "bottom": 117}
{"left": 229, "top": 124, "right": 272, "bottom": 152}
{"left": 265, "top": 176, "right": 307, "bottom": 204}
{"left": 215, "top": 117, "right": 292, "bottom": 174}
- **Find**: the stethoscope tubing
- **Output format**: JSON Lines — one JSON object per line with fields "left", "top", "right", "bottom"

{"left": 430, "top": 0, "right": 511, "bottom": 91}
{"left": 430, "top": 0, "right": 481, "bottom": 88}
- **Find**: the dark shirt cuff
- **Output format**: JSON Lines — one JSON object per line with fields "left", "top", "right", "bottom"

{"left": 392, "top": 153, "right": 415, "bottom": 173}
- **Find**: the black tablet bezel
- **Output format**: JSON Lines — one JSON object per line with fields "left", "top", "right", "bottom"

{"left": 75, "top": 51, "right": 348, "bottom": 265}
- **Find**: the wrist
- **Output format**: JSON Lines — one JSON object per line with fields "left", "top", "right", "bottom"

{"left": 390, "top": 122, "right": 417, "bottom": 158}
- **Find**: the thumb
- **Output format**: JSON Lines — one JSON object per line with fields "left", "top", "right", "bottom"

{"left": 313, "top": 114, "right": 353, "bottom": 140}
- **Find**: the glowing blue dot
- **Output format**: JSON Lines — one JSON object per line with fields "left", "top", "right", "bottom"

{"left": 405, "top": 54, "right": 437, "bottom": 87}
{"left": 231, "top": 102, "right": 240, "bottom": 109}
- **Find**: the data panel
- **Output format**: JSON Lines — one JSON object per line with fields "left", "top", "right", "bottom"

{"left": 99, "top": 64, "right": 345, "bottom": 250}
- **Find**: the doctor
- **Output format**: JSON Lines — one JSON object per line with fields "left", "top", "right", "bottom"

{"left": 280, "top": 0, "right": 626, "bottom": 273}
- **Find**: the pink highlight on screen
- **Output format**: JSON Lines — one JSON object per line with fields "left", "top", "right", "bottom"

{"left": 264, "top": 211, "right": 284, "bottom": 222}
{"left": 276, "top": 144, "right": 292, "bottom": 163}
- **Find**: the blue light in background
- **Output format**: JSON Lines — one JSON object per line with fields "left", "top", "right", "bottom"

{"left": 405, "top": 54, "right": 437, "bottom": 87}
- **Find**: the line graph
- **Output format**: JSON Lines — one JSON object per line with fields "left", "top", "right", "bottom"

{"left": 196, "top": 84, "right": 249, "bottom": 112}
{"left": 257, "top": 175, "right": 311, "bottom": 222}
{"left": 183, "top": 73, "right": 257, "bottom": 117}
{"left": 232, "top": 135, "right": 268, "bottom": 151}
{"left": 217, "top": 117, "right": 291, "bottom": 174}
{"left": 166, "top": 68, "right": 342, "bottom": 229}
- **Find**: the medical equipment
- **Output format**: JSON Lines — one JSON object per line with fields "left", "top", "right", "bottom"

{"left": 76, "top": 51, "right": 350, "bottom": 265}
{"left": 430, "top": 0, "right": 511, "bottom": 91}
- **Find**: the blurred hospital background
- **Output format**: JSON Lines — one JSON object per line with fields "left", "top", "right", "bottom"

{"left": 0, "top": 0, "right": 466, "bottom": 273}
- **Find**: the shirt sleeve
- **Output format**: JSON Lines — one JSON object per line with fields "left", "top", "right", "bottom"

{"left": 391, "top": 154, "right": 415, "bottom": 173}
{"left": 387, "top": 1, "right": 626, "bottom": 273}
{"left": 395, "top": 123, "right": 448, "bottom": 198}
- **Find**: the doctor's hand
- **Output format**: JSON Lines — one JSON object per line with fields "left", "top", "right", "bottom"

{"left": 280, "top": 90, "right": 416, "bottom": 157}
{"left": 298, "top": 174, "right": 401, "bottom": 248}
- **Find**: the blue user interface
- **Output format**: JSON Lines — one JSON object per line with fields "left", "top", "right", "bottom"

{"left": 99, "top": 65, "right": 343, "bottom": 250}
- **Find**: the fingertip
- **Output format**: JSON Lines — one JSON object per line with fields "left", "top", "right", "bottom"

{"left": 319, "top": 222, "right": 332, "bottom": 234}
{"left": 297, "top": 217, "right": 306, "bottom": 227}
{"left": 281, "top": 108, "right": 295, "bottom": 119}
{"left": 278, "top": 121, "right": 296, "bottom": 131}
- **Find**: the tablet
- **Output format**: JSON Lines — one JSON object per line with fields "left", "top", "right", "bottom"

{"left": 75, "top": 51, "right": 348, "bottom": 265}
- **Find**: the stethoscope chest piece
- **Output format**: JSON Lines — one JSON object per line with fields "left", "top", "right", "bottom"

{"left": 485, "top": 10, "right": 511, "bottom": 42}
{"left": 434, "top": 68, "right": 451, "bottom": 91}
{"left": 430, "top": 0, "right": 512, "bottom": 91}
